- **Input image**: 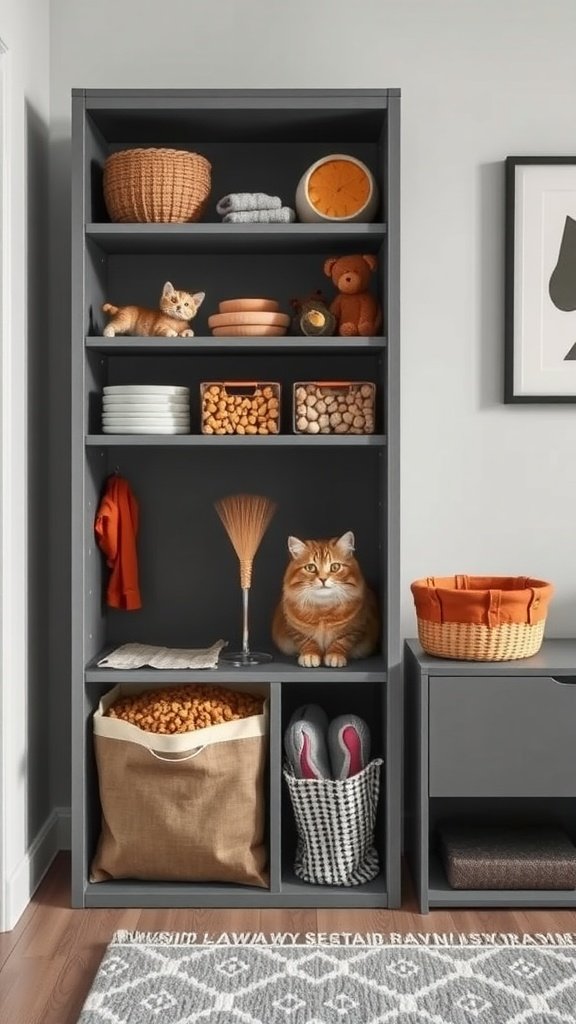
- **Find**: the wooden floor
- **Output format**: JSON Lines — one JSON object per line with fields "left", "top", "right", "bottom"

{"left": 3, "top": 854, "right": 576, "bottom": 1023}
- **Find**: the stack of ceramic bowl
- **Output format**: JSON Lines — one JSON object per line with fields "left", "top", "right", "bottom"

{"left": 208, "top": 298, "right": 290, "bottom": 337}
{"left": 102, "top": 385, "right": 190, "bottom": 434}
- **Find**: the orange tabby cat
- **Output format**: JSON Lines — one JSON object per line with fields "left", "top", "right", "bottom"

{"left": 272, "top": 531, "right": 379, "bottom": 667}
{"left": 102, "top": 281, "right": 205, "bottom": 337}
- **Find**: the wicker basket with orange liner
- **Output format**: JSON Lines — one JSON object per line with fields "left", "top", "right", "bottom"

{"left": 410, "top": 575, "right": 554, "bottom": 661}
{"left": 103, "top": 148, "right": 211, "bottom": 223}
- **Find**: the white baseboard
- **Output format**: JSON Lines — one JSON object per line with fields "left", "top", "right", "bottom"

{"left": 3, "top": 806, "right": 70, "bottom": 931}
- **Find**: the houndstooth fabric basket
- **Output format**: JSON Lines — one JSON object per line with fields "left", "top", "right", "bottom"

{"left": 283, "top": 758, "right": 383, "bottom": 885}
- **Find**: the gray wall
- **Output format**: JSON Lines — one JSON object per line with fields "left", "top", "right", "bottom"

{"left": 49, "top": 0, "right": 576, "bottom": 811}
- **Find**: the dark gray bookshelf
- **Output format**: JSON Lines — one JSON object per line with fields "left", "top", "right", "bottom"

{"left": 71, "top": 88, "right": 401, "bottom": 909}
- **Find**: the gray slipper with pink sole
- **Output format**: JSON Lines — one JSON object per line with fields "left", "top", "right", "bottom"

{"left": 284, "top": 704, "right": 331, "bottom": 780}
{"left": 327, "top": 714, "right": 371, "bottom": 779}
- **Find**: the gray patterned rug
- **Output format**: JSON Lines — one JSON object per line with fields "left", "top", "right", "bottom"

{"left": 77, "top": 932, "right": 576, "bottom": 1023}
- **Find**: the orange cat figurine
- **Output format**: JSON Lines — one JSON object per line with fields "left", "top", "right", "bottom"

{"left": 272, "top": 531, "right": 379, "bottom": 667}
{"left": 102, "top": 281, "right": 205, "bottom": 337}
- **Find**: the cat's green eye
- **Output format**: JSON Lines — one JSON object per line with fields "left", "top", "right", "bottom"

{"left": 330, "top": 562, "right": 341, "bottom": 572}
{"left": 305, "top": 563, "right": 317, "bottom": 573}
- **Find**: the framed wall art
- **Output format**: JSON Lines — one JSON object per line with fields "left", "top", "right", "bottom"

{"left": 505, "top": 156, "right": 576, "bottom": 402}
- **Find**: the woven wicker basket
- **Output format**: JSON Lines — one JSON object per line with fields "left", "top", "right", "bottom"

{"left": 103, "top": 148, "right": 211, "bottom": 223}
{"left": 410, "top": 575, "right": 553, "bottom": 661}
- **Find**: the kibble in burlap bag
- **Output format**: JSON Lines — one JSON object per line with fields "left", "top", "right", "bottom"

{"left": 90, "top": 683, "right": 268, "bottom": 886}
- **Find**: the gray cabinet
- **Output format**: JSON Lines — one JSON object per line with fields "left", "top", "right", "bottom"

{"left": 71, "top": 89, "right": 402, "bottom": 909}
{"left": 406, "top": 639, "right": 576, "bottom": 911}
{"left": 429, "top": 674, "right": 576, "bottom": 797}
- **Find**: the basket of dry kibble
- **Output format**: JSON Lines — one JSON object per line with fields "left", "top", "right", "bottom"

{"left": 293, "top": 381, "right": 375, "bottom": 435}
{"left": 90, "top": 683, "right": 269, "bottom": 886}
{"left": 200, "top": 381, "right": 281, "bottom": 435}
{"left": 104, "top": 683, "right": 263, "bottom": 734}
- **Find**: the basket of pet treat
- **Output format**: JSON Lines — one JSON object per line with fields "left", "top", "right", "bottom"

{"left": 103, "top": 147, "right": 212, "bottom": 223}
{"left": 410, "top": 575, "right": 554, "bottom": 661}
{"left": 90, "top": 682, "right": 269, "bottom": 886}
{"left": 293, "top": 381, "right": 375, "bottom": 435}
{"left": 201, "top": 381, "right": 281, "bottom": 435}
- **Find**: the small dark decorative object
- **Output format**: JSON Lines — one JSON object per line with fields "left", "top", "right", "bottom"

{"left": 290, "top": 291, "right": 336, "bottom": 336}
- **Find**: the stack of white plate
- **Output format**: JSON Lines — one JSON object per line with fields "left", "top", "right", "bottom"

{"left": 102, "top": 385, "right": 190, "bottom": 434}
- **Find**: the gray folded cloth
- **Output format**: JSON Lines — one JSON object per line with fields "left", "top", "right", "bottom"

{"left": 216, "top": 192, "right": 282, "bottom": 214}
{"left": 223, "top": 207, "right": 296, "bottom": 224}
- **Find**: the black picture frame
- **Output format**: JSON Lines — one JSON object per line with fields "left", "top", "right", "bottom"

{"left": 505, "top": 156, "right": 576, "bottom": 403}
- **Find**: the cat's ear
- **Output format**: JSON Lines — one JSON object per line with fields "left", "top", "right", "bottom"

{"left": 192, "top": 291, "right": 205, "bottom": 309}
{"left": 162, "top": 281, "right": 175, "bottom": 298}
{"left": 288, "top": 536, "right": 306, "bottom": 560}
{"left": 336, "top": 531, "right": 355, "bottom": 555}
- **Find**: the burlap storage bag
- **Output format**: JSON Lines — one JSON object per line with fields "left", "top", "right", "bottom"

{"left": 90, "top": 684, "right": 268, "bottom": 886}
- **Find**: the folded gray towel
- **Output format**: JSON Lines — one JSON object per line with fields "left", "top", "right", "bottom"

{"left": 223, "top": 207, "right": 296, "bottom": 224}
{"left": 216, "top": 192, "right": 282, "bottom": 214}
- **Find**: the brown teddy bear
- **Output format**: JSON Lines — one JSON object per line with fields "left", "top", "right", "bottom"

{"left": 323, "top": 253, "right": 382, "bottom": 336}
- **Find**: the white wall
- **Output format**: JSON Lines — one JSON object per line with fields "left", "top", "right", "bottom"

{"left": 48, "top": 0, "right": 576, "bottom": 809}
{"left": 0, "top": 0, "right": 51, "bottom": 929}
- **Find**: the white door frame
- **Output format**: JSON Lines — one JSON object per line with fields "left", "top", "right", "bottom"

{"left": 0, "top": 34, "right": 11, "bottom": 932}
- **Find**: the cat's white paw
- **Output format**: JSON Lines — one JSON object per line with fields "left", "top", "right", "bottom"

{"left": 298, "top": 652, "right": 321, "bottom": 668}
{"left": 103, "top": 326, "right": 116, "bottom": 337}
{"left": 324, "top": 652, "right": 348, "bottom": 668}
{"left": 179, "top": 329, "right": 194, "bottom": 337}
{"left": 164, "top": 329, "right": 178, "bottom": 337}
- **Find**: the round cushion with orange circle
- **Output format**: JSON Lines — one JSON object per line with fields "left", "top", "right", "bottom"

{"left": 295, "top": 154, "right": 378, "bottom": 223}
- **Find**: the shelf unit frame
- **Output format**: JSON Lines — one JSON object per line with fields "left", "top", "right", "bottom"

{"left": 71, "top": 88, "right": 401, "bottom": 909}
{"left": 405, "top": 638, "right": 576, "bottom": 912}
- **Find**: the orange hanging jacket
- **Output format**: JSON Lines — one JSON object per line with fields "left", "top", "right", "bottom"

{"left": 94, "top": 475, "right": 142, "bottom": 610}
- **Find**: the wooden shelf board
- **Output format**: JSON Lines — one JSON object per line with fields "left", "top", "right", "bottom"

{"left": 84, "top": 880, "right": 276, "bottom": 909}
{"left": 83, "top": 872, "right": 388, "bottom": 909}
{"left": 428, "top": 854, "right": 576, "bottom": 907}
{"left": 85, "top": 336, "right": 387, "bottom": 355}
{"left": 85, "top": 434, "right": 387, "bottom": 447}
{"left": 85, "top": 223, "right": 386, "bottom": 255}
{"left": 82, "top": 89, "right": 393, "bottom": 145}
{"left": 85, "top": 652, "right": 388, "bottom": 684}
{"left": 406, "top": 638, "right": 576, "bottom": 677}
{"left": 280, "top": 869, "right": 388, "bottom": 907}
